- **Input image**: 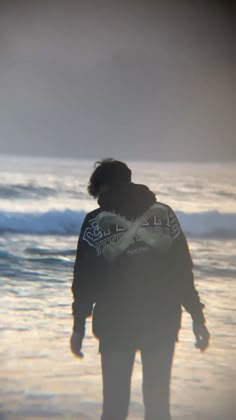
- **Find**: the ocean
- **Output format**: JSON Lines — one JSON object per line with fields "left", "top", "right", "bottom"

{"left": 0, "top": 155, "right": 235, "bottom": 419}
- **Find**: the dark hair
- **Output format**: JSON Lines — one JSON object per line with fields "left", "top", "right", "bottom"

{"left": 88, "top": 158, "right": 132, "bottom": 198}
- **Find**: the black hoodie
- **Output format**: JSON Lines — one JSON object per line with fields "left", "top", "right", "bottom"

{"left": 72, "top": 183, "right": 205, "bottom": 350}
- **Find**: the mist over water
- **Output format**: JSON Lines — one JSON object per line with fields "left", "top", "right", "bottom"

{"left": 0, "top": 1, "right": 234, "bottom": 161}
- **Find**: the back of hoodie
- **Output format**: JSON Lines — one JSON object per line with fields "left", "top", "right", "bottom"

{"left": 72, "top": 182, "right": 205, "bottom": 350}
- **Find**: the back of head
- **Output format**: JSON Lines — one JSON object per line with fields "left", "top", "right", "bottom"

{"left": 88, "top": 158, "right": 132, "bottom": 198}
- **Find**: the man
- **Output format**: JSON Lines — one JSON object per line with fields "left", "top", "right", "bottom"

{"left": 70, "top": 159, "right": 210, "bottom": 420}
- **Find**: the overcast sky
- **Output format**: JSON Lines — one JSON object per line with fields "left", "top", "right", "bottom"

{"left": 0, "top": 0, "right": 234, "bottom": 161}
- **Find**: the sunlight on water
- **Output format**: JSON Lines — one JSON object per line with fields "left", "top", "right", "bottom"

{"left": 1, "top": 234, "right": 236, "bottom": 419}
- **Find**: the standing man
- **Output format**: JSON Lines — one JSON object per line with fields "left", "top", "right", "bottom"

{"left": 70, "top": 159, "right": 210, "bottom": 420}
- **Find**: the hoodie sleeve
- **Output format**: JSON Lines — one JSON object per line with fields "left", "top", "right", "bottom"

{"left": 168, "top": 207, "right": 206, "bottom": 323}
{"left": 71, "top": 213, "right": 98, "bottom": 333}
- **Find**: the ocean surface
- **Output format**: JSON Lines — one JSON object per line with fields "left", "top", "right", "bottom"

{"left": 0, "top": 155, "right": 236, "bottom": 419}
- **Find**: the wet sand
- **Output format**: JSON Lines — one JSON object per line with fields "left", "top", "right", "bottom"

{"left": 1, "top": 309, "right": 235, "bottom": 420}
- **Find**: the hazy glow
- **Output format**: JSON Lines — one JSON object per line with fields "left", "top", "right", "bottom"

{"left": 0, "top": 1, "right": 234, "bottom": 161}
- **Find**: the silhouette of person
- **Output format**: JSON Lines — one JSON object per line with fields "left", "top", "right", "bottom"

{"left": 70, "top": 159, "right": 210, "bottom": 420}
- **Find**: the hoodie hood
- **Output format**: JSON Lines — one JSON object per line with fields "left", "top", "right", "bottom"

{"left": 97, "top": 182, "right": 156, "bottom": 219}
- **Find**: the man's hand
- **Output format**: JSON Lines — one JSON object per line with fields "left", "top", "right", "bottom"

{"left": 70, "top": 332, "right": 84, "bottom": 358}
{"left": 193, "top": 320, "right": 210, "bottom": 352}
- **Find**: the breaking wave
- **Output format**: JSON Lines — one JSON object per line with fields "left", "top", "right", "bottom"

{"left": 0, "top": 210, "right": 236, "bottom": 238}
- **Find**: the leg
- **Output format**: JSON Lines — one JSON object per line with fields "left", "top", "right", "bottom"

{"left": 101, "top": 350, "right": 136, "bottom": 420}
{"left": 141, "top": 338, "right": 175, "bottom": 420}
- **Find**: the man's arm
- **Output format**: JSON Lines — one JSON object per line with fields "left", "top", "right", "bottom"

{"left": 168, "top": 207, "right": 210, "bottom": 350}
{"left": 71, "top": 214, "right": 97, "bottom": 357}
{"left": 171, "top": 231, "right": 206, "bottom": 322}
